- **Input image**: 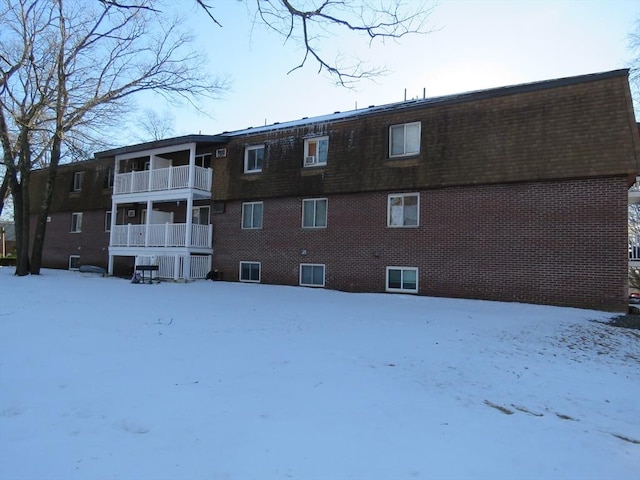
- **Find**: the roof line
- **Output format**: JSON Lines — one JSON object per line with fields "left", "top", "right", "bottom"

{"left": 222, "top": 69, "right": 630, "bottom": 137}
{"left": 95, "top": 134, "right": 229, "bottom": 158}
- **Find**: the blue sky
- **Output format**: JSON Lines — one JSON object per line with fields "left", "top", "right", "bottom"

{"left": 145, "top": 0, "right": 639, "bottom": 138}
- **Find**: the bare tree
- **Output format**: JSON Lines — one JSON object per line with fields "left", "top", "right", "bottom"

{"left": 134, "top": 108, "right": 175, "bottom": 142}
{"left": 1, "top": 0, "right": 226, "bottom": 275}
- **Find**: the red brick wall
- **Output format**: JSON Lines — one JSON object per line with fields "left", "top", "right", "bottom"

{"left": 31, "top": 210, "right": 110, "bottom": 270}
{"left": 212, "top": 176, "right": 628, "bottom": 311}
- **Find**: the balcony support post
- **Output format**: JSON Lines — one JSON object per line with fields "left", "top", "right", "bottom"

{"left": 187, "top": 143, "right": 196, "bottom": 189}
{"left": 144, "top": 200, "right": 152, "bottom": 247}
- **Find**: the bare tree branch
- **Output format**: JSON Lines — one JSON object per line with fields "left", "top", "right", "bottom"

{"left": 195, "top": 0, "right": 222, "bottom": 27}
{"left": 253, "top": 0, "right": 434, "bottom": 86}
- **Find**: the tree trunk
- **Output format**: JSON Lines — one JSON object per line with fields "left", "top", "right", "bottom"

{"left": 13, "top": 129, "right": 31, "bottom": 276}
{"left": 30, "top": 135, "right": 62, "bottom": 274}
{"left": 0, "top": 174, "right": 9, "bottom": 219}
{"left": 11, "top": 177, "right": 30, "bottom": 276}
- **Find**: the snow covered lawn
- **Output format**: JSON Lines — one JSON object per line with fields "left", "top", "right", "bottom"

{"left": 0, "top": 267, "right": 638, "bottom": 480}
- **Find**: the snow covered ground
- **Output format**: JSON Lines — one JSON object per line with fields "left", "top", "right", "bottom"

{"left": 0, "top": 267, "right": 638, "bottom": 480}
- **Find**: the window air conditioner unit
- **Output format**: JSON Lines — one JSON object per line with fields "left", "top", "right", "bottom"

{"left": 127, "top": 209, "right": 136, "bottom": 218}
{"left": 215, "top": 148, "right": 227, "bottom": 158}
{"left": 304, "top": 156, "right": 317, "bottom": 166}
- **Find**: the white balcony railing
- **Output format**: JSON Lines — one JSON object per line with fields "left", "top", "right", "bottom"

{"left": 111, "top": 223, "right": 213, "bottom": 248}
{"left": 113, "top": 165, "right": 212, "bottom": 195}
{"left": 630, "top": 234, "right": 640, "bottom": 261}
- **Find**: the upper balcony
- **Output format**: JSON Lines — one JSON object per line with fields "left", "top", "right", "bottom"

{"left": 114, "top": 165, "right": 212, "bottom": 199}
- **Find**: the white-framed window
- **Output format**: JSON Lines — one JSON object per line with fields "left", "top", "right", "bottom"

{"left": 195, "top": 153, "right": 212, "bottom": 168}
{"left": 303, "top": 136, "right": 329, "bottom": 166}
{"left": 69, "top": 255, "right": 81, "bottom": 270}
{"left": 192, "top": 206, "right": 210, "bottom": 225}
{"left": 72, "top": 171, "right": 84, "bottom": 192}
{"left": 302, "top": 198, "right": 327, "bottom": 228}
{"left": 242, "top": 202, "right": 263, "bottom": 229}
{"left": 239, "top": 261, "right": 261, "bottom": 283}
{"left": 300, "top": 263, "right": 325, "bottom": 287}
{"left": 386, "top": 266, "right": 418, "bottom": 293}
{"left": 244, "top": 145, "right": 264, "bottom": 173}
{"left": 387, "top": 193, "right": 419, "bottom": 227}
{"left": 105, "top": 211, "right": 112, "bottom": 232}
{"left": 389, "top": 122, "right": 421, "bottom": 157}
{"left": 71, "top": 212, "right": 83, "bottom": 233}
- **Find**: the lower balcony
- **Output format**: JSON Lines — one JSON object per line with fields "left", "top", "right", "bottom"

{"left": 110, "top": 223, "right": 212, "bottom": 248}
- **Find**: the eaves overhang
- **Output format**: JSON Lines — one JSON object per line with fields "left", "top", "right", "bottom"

{"left": 95, "top": 134, "right": 230, "bottom": 158}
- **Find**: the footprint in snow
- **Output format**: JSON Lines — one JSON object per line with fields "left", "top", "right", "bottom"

{"left": 119, "top": 419, "right": 150, "bottom": 434}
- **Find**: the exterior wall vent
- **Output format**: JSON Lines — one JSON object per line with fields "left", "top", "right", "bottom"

{"left": 215, "top": 148, "right": 227, "bottom": 158}
{"left": 127, "top": 209, "right": 136, "bottom": 218}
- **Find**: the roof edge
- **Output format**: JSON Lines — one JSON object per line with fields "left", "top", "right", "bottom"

{"left": 222, "top": 69, "right": 631, "bottom": 137}
{"left": 95, "top": 134, "right": 229, "bottom": 158}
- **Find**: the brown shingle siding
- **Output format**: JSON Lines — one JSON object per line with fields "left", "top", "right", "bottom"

{"left": 30, "top": 157, "right": 114, "bottom": 213}
{"left": 214, "top": 71, "right": 638, "bottom": 202}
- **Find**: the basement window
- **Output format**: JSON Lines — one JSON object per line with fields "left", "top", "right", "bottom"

{"left": 239, "top": 261, "right": 261, "bottom": 283}
{"left": 386, "top": 267, "right": 418, "bottom": 293}
{"left": 69, "top": 255, "right": 81, "bottom": 270}
{"left": 300, "top": 264, "right": 325, "bottom": 287}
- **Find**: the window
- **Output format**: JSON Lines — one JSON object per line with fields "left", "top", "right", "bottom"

{"left": 72, "top": 171, "right": 84, "bottom": 192}
{"left": 192, "top": 206, "right": 210, "bottom": 225}
{"left": 69, "top": 255, "right": 81, "bottom": 270}
{"left": 389, "top": 122, "right": 421, "bottom": 157}
{"left": 103, "top": 167, "right": 114, "bottom": 189}
{"left": 302, "top": 198, "right": 327, "bottom": 228}
{"left": 244, "top": 145, "right": 264, "bottom": 173}
{"left": 105, "top": 211, "right": 112, "bottom": 232}
{"left": 300, "top": 264, "right": 325, "bottom": 287}
{"left": 239, "top": 261, "right": 261, "bottom": 283}
{"left": 303, "top": 136, "right": 329, "bottom": 166}
{"left": 195, "top": 153, "right": 211, "bottom": 168}
{"left": 386, "top": 267, "right": 418, "bottom": 293}
{"left": 388, "top": 193, "right": 419, "bottom": 227}
{"left": 242, "top": 202, "right": 263, "bottom": 229}
{"left": 71, "top": 212, "right": 83, "bottom": 233}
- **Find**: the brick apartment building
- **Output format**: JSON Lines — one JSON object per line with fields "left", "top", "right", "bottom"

{"left": 30, "top": 69, "right": 640, "bottom": 310}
